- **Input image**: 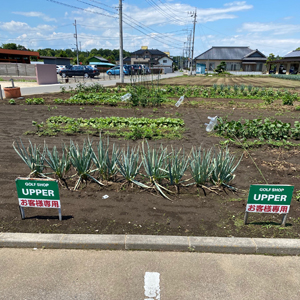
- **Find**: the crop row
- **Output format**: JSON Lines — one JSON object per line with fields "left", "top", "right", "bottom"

{"left": 271, "top": 74, "right": 300, "bottom": 81}
{"left": 31, "top": 116, "right": 185, "bottom": 140}
{"left": 13, "top": 138, "right": 241, "bottom": 198}
{"left": 162, "top": 84, "right": 299, "bottom": 105}
{"left": 22, "top": 84, "right": 300, "bottom": 108}
{"left": 215, "top": 117, "right": 300, "bottom": 140}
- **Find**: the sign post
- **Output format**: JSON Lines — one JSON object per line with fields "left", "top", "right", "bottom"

{"left": 15, "top": 177, "right": 62, "bottom": 221}
{"left": 245, "top": 184, "right": 294, "bottom": 226}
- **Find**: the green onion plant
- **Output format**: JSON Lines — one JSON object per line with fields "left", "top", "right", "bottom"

{"left": 189, "top": 147, "right": 214, "bottom": 186}
{"left": 69, "top": 139, "right": 103, "bottom": 190}
{"left": 13, "top": 139, "right": 46, "bottom": 177}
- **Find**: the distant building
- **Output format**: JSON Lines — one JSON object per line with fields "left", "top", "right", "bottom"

{"left": 88, "top": 56, "right": 109, "bottom": 64}
{"left": 115, "top": 56, "right": 131, "bottom": 65}
{"left": 151, "top": 56, "right": 173, "bottom": 73}
{"left": 0, "top": 49, "right": 39, "bottom": 64}
{"left": 131, "top": 48, "right": 168, "bottom": 67}
{"left": 88, "top": 56, "right": 115, "bottom": 68}
{"left": 195, "top": 46, "right": 267, "bottom": 74}
{"left": 266, "top": 50, "right": 300, "bottom": 74}
{"left": 40, "top": 56, "right": 73, "bottom": 66}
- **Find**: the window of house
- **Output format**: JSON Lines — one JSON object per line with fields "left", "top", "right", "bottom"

{"left": 256, "top": 63, "right": 262, "bottom": 71}
{"left": 208, "top": 62, "right": 215, "bottom": 70}
{"left": 163, "top": 59, "right": 167, "bottom": 63}
{"left": 245, "top": 65, "right": 252, "bottom": 72}
{"left": 226, "top": 63, "right": 240, "bottom": 71}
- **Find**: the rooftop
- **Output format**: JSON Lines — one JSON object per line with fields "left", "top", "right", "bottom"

{"left": 40, "top": 56, "right": 73, "bottom": 60}
{"left": 284, "top": 50, "right": 300, "bottom": 59}
{"left": 131, "top": 49, "right": 166, "bottom": 56}
{"left": 195, "top": 46, "right": 266, "bottom": 61}
{"left": 0, "top": 49, "right": 39, "bottom": 57}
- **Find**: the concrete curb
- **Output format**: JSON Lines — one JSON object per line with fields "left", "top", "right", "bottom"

{"left": 1, "top": 233, "right": 300, "bottom": 255}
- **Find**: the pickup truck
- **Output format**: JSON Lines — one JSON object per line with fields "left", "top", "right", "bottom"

{"left": 59, "top": 65, "right": 100, "bottom": 78}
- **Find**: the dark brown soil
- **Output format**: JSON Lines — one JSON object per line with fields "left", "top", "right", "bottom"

{"left": 1, "top": 95, "right": 300, "bottom": 238}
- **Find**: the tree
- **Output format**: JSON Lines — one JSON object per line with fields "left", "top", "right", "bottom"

{"left": 56, "top": 50, "right": 68, "bottom": 57}
{"left": 107, "top": 55, "right": 116, "bottom": 64}
{"left": 295, "top": 47, "right": 300, "bottom": 51}
{"left": 266, "top": 53, "right": 282, "bottom": 71}
{"left": 1, "top": 43, "right": 27, "bottom": 50}
{"left": 214, "top": 61, "right": 226, "bottom": 74}
{"left": 267, "top": 53, "right": 276, "bottom": 63}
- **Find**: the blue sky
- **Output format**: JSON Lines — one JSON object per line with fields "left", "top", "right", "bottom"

{"left": 1, "top": 0, "right": 299, "bottom": 57}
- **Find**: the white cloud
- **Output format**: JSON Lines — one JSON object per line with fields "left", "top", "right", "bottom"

{"left": 56, "top": 1, "right": 253, "bottom": 53}
{"left": 0, "top": 21, "right": 55, "bottom": 33}
{"left": 224, "top": 1, "right": 248, "bottom": 7}
{"left": 13, "top": 11, "right": 57, "bottom": 22}
{"left": 239, "top": 22, "right": 300, "bottom": 35}
{"left": 122, "top": 1, "right": 253, "bottom": 26}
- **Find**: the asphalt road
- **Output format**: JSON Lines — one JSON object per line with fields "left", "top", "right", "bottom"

{"left": 0, "top": 72, "right": 182, "bottom": 97}
{"left": 0, "top": 248, "right": 299, "bottom": 300}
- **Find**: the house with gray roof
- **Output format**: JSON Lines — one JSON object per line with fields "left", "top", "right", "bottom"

{"left": 266, "top": 50, "right": 300, "bottom": 74}
{"left": 130, "top": 48, "right": 169, "bottom": 67}
{"left": 195, "top": 46, "right": 267, "bottom": 74}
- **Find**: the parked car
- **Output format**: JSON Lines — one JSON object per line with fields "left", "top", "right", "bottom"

{"left": 86, "top": 65, "right": 98, "bottom": 71}
{"left": 132, "top": 64, "right": 151, "bottom": 74}
{"left": 59, "top": 65, "right": 100, "bottom": 78}
{"left": 56, "top": 65, "right": 66, "bottom": 74}
{"left": 106, "top": 66, "right": 130, "bottom": 75}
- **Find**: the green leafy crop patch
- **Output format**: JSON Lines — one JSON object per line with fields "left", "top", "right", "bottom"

{"left": 215, "top": 117, "right": 300, "bottom": 141}
{"left": 30, "top": 116, "right": 185, "bottom": 140}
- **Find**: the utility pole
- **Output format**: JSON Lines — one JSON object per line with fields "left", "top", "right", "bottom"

{"left": 182, "top": 43, "right": 185, "bottom": 70}
{"left": 73, "top": 20, "right": 79, "bottom": 65}
{"left": 189, "top": 9, "right": 197, "bottom": 75}
{"left": 187, "top": 31, "right": 191, "bottom": 69}
{"left": 119, "top": 0, "right": 124, "bottom": 83}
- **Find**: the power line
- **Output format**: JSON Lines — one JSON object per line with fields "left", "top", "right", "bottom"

{"left": 47, "top": 0, "right": 185, "bottom": 49}
{"left": 156, "top": 0, "right": 188, "bottom": 23}
{"left": 80, "top": 0, "right": 186, "bottom": 48}
{"left": 145, "top": 0, "right": 186, "bottom": 25}
{"left": 81, "top": 0, "right": 185, "bottom": 45}
{"left": 46, "top": 0, "right": 116, "bottom": 18}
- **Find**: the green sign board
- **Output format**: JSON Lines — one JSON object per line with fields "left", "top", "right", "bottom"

{"left": 246, "top": 184, "right": 294, "bottom": 214}
{"left": 15, "top": 177, "right": 61, "bottom": 220}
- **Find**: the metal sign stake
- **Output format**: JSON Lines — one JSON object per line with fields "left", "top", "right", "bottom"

{"left": 19, "top": 206, "right": 25, "bottom": 220}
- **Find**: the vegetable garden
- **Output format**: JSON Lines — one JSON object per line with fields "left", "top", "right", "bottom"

{"left": 1, "top": 78, "right": 300, "bottom": 238}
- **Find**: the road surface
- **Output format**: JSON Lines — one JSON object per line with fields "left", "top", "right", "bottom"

{"left": 0, "top": 248, "right": 299, "bottom": 300}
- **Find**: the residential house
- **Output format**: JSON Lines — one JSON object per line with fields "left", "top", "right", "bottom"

{"left": 194, "top": 46, "right": 267, "bottom": 74}
{"left": 266, "top": 50, "right": 300, "bottom": 74}
{"left": 151, "top": 56, "right": 173, "bottom": 73}
{"left": 131, "top": 48, "right": 168, "bottom": 67}
{"left": 115, "top": 56, "right": 131, "bottom": 65}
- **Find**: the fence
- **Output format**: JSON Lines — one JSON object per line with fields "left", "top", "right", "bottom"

{"left": 0, "top": 63, "right": 36, "bottom": 76}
